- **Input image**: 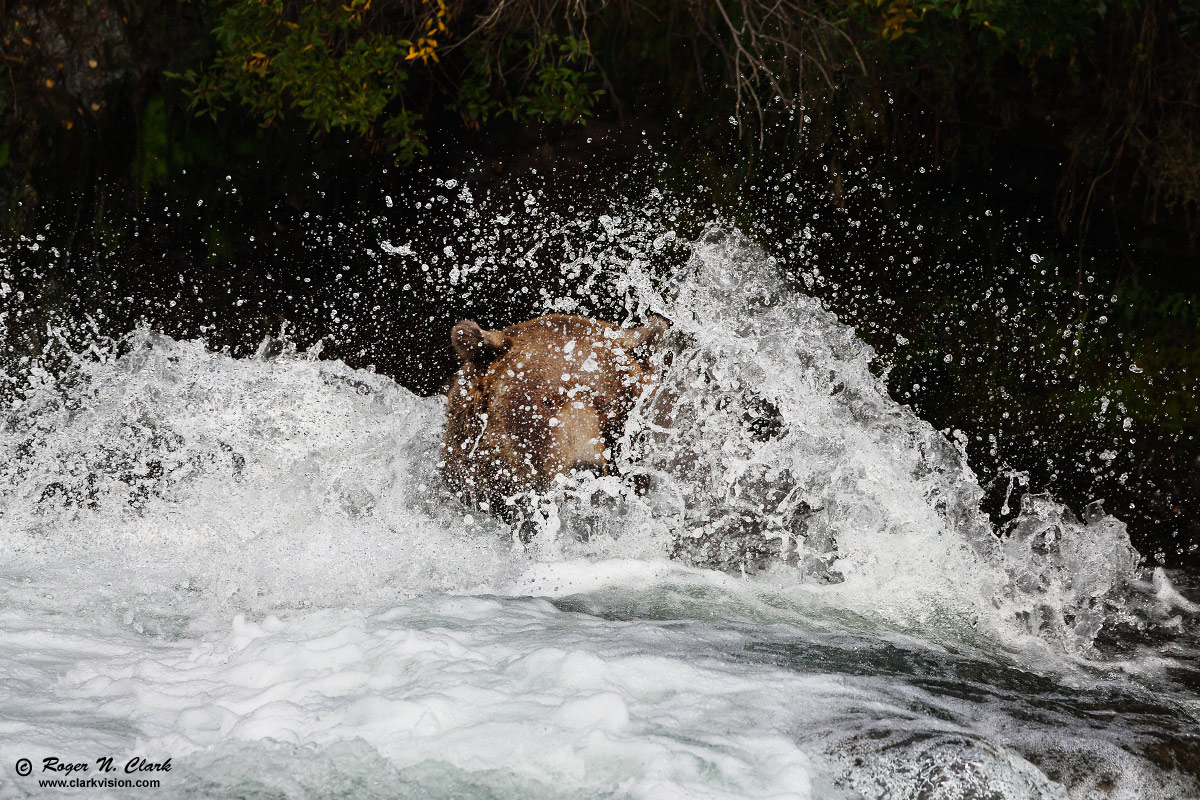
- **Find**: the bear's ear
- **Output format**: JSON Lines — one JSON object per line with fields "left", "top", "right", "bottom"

{"left": 617, "top": 314, "right": 671, "bottom": 365}
{"left": 619, "top": 314, "right": 671, "bottom": 351}
{"left": 451, "top": 319, "right": 511, "bottom": 365}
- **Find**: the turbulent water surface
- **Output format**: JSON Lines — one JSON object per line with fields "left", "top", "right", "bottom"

{"left": 1, "top": 215, "right": 1198, "bottom": 799}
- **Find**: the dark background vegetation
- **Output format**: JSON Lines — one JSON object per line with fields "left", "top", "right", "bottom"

{"left": 1, "top": 0, "right": 1197, "bottom": 565}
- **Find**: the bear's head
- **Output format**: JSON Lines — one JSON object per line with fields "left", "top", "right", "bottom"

{"left": 442, "top": 313, "right": 669, "bottom": 516}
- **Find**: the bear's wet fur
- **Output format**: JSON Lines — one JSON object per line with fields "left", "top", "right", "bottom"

{"left": 442, "top": 313, "right": 668, "bottom": 523}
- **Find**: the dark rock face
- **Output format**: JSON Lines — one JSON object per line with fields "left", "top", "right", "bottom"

{"left": 7, "top": 0, "right": 134, "bottom": 123}
{"left": 0, "top": 0, "right": 187, "bottom": 219}
{"left": 4, "top": 0, "right": 135, "bottom": 149}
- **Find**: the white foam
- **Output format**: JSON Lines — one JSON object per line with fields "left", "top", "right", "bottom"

{"left": 1, "top": 226, "right": 1192, "bottom": 799}
{"left": 4, "top": 566, "right": 1189, "bottom": 800}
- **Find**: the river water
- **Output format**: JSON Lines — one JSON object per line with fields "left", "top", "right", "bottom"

{"left": 1, "top": 210, "right": 1198, "bottom": 798}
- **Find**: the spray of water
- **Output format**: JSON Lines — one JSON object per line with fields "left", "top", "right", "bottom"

{"left": 585, "top": 221, "right": 1145, "bottom": 653}
{"left": 0, "top": 203, "right": 1172, "bottom": 661}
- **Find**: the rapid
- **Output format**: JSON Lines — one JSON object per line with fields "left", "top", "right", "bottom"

{"left": 1, "top": 186, "right": 1197, "bottom": 799}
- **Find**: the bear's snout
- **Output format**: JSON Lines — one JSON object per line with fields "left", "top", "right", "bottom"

{"left": 545, "top": 400, "right": 608, "bottom": 481}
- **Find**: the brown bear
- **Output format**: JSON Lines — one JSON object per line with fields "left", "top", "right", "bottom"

{"left": 442, "top": 313, "right": 669, "bottom": 521}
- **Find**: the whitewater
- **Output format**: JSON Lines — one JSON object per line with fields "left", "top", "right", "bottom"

{"left": 1, "top": 211, "right": 1198, "bottom": 798}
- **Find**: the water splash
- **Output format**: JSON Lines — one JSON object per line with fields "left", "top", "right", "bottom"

{"left": 0, "top": 221, "right": 1176, "bottom": 659}
{"left": 0, "top": 327, "right": 527, "bottom": 630}
{"left": 609, "top": 222, "right": 1147, "bottom": 652}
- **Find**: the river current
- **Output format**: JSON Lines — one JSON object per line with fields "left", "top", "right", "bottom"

{"left": 1, "top": 209, "right": 1198, "bottom": 798}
